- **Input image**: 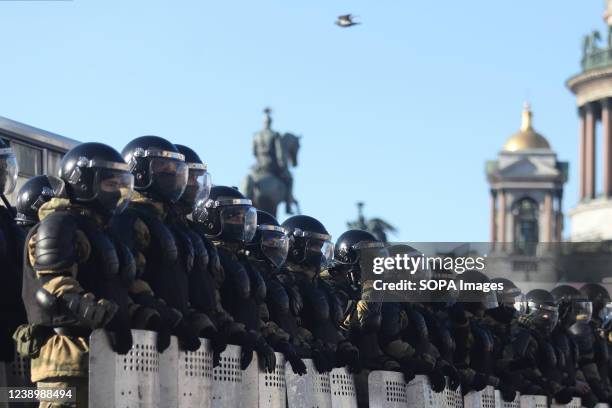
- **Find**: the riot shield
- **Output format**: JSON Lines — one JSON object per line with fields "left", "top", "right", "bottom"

{"left": 367, "top": 370, "right": 408, "bottom": 408}
{"left": 258, "top": 352, "right": 286, "bottom": 408}
{"left": 286, "top": 359, "right": 332, "bottom": 408}
{"left": 329, "top": 367, "right": 357, "bottom": 408}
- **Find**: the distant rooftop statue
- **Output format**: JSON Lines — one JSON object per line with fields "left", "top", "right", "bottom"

{"left": 346, "top": 202, "right": 396, "bottom": 243}
{"left": 242, "top": 108, "right": 301, "bottom": 217}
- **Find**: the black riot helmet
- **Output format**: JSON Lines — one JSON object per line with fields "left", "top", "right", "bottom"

{"left": 246, "top": 210, "right": 289, "bottom": 269}
{"left": 333, "top": 229, "right": 387, "bottom": 288}
{"left": 523, "top": 289, "right": 559, "bottom": 334}
{"left": 457, "top": 270, "right": 498, "bottom": 316}
{"left": 194, "top": 185, "right": 257, "bottom": 243}
{"left": 15, "top": 175, "right": 62, "bottom": 226}
{"left": 551, "top": 285, "right": 592, "bottom": 327}
{"left": 174, "top": 144, "right": 211, "bottom": 208}
{"left": 0, "top": 139, "right": 18, "bottom": 196}
{"left": 490, "top": 277, "right": 527, "bottom": 316}
{"left": 122, "top": 136, "right": 188, "bottom": 204}
{"left": 59, "top": 142, "right": 134, "bottom": 214}
{"left": 580, "top": 283, "right": 611, "bottom": 317}
{"left": 282, "top": 215, "right": 334, "bottom": 270}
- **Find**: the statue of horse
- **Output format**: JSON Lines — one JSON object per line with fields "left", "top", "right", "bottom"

{"left": 242, "top": 132, "right": 301, "bottom": 217}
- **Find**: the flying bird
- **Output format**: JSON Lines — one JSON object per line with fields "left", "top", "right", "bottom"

{"left": 336, "top": 14, "right": 361, "bottom": 28}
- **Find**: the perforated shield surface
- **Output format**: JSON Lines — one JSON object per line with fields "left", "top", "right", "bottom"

{"left": 329, "top": 367, "right": 357, "bottom": 408}
{"left": 595, "top": 404, "right": 611, "bottom": 408}
{"left": 367, "top": 370, "right": 408, "bottom": 408}
{"left": 404, "top": 375, "right": 462, "bottom": 408}
{"left": 495, "top": 390, "right": 520, "bottom": 408}
{"left": 551, "top": 397, "right": 582, "bottom": 408}
{"left": 519, "top": 395, "right": 548, "bottom": 408}
{"left": 178, "top": 339, "right": 214, "bottom": 408}
{"left": 159, "top": 336, "right": 178, "bottom": 408}
{"left": 89, "top": 329, "right": 160, "bottom": 408}
{"left": 286, "top": 358, "right": 332, "bottom": 408}
{"left": 464, "top": 385, "right": 497, "bottom": 408}
{"left": 258, "top": 352, "right": 286, "bottom": 408}
{"left": 211, "top": 345, "right": 243, "bottom": 408}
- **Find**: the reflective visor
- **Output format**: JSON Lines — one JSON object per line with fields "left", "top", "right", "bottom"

{"left": 0, "top": 153, "right": 18, "bottom": 195}
{"left": 219, "top": 205, "right": 257, "bottom": 242}
{"left": 573, "top": 300, "right": 593, "bottom": 323}
{"left": 306, "top": 237, "right": 334, "bottom": 269}
{"left": 182, "top": 168, "right": 212, "bottom": 206}
{"left": 149, "top": 158, "right": 188, "bottom": 203}
{"left": 94, "top": 169, "right": 134, "bottom": 214}
{"left": 260, "top": 229, "right": 289, "bottom": 268}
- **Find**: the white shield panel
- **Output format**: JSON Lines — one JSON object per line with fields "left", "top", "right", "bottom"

{"left": 329, "top": 367, "right": 357, "bottom": 408}
{"left": 89, "top": 329, "right": 160, "bottom": 408}
{"left": 259, "top": 352, "right": 286, "bottom": 408}
{"left": 495, "top": 390, "right": 520, "bottom": 408}
{"left": 211, "top": 345, "right": 243, "bottom": 408}
{"left": 367, "top": 370, "right": 408, "bottom": 408}
{"left": 519, "top": 395, "right": 548, "bottom": 408}
{"left": 286, "top": 359, "right": 332, "bottom": 408}
{"left": 464, "top": 385, "right": 497, "bottom": 408}
{"left": 551, "top": 397, "right": 582, "bottom": 408}
{"left": 159, "top": 336, "right": 178, "bottom": 408}
{"left": 178, "top": 339, "right": 213, "bottom": 408}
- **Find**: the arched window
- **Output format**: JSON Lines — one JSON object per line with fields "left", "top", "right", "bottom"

{"left": 512, "top": 198, "right": 539, "bottom": 255}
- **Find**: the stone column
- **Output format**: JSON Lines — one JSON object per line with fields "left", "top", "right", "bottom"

{"left": 603, "top": 98, "right": 612, "bottom": 197}
{"left": 490, "top": 190, "right": 497, "bottom": 243}
{"left": 579, "top": 107, "right": 586, "bottom": 200}
{"left": 544, "top": 192, "right": 553, "bottom": 242}
{"left": 555, "top": 192, "right": 563, "bottom": 242}
{"left": 585, "top": 103, "right": 597, "bottom": 200}
{"left": 497, "top": 191, "right": 506, "bottom": 243}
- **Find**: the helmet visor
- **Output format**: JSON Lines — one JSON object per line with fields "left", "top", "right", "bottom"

{"left": 483, "top": 290, "right": 499, "bottom": 310}
{"left": 306, "top": 238, "right": 334, "bottom": 269}
{"left": 149, "top": 158, "right": 188, "bottom": 203}
{"left": 512, "top": 293, "right": 528, "bottom": 316}
{"left": 182, "top": 169, "right": 212, "bottom": 207}
{"left": 220, "top": 205, "right": 257, "bottom": 242}
{"left": 528, "top": 302, "right": 559, "bottom": 333}
{"left": 0, "top": 152, "right": 18, "bottom": 195}
{"left": 94, "top": 169, "right": 134, "bottom": 214}
{"left": 260, "top": 229, "right": 289, "bottom": 268}
{"left": 601, "top": 302, "right": 612, "bottom": 322}
{"left": 573, "top": 300, "right": 593, "bottom": 323}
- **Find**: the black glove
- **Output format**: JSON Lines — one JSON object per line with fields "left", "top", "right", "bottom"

{"left": 401, "top": 365, "right": 415, "bottom": 383}
{"left": 554, "top": 387, "right": 576, "bottom": 404}
{"left": 252, "top": 333, "right": 276, "bottom": 373}
{"left": 175, "top": 320, "right": 201, "bottom": 352}
{"left": 277, "top": 341, "right": 307, "bottom": 375}
{"left": 499, "top": 383, "right": 517, "bottom": 402}
{"left": 155, "top": 320, "right": 172, "bottom": 353}
{"left": 240, "top": 337, "right": 255, "bottom": 370}
{"left": 312, "top": 346, "right": 333, "bottom": 373}
{"left": 472, "top": 373, "right": 488, "bottom": 391}
{"left": 108, "top": 328, "right": 133, "bottom": 355}
{"left": 440, "top": 361, "right": 461, "bottom": 390}
{"left": 337, "top": 341, "right": 361, "bottom": 373}
{"left": 428, "top": 369, "right": 446, "bottom": 393}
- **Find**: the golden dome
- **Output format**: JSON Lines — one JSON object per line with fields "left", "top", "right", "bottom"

{"left": 503, "top": 103, "right": 551, "bottom": 152}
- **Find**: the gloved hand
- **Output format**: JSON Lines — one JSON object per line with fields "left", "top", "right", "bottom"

{"left": 156, "top": 321, "right": 172, "bottom": 353}
{"left": 108, "top": 327, "right": 133, "bottom": 355}
{"left": 472, "top": 373, "right": 488, "bottom": 391}
{"left": 252, "top": 333, "right": 276, "bottom": 373}
{"left": 428, "top": 369, "right": 447, "bottom": 393}
{"left": 401, "top": 365, "right": 415, "bottom": 383}
{"left": 555, "top": 387, "right": 576, "bottom": 404}
{"left": 175, "top": 320, "right": 201, "bottom": 352}
{"left": 277, "top": 341, "right": 307, "bottom": 375}
{"left": 240, "top": 343, "right": 254, "bottom": 370}
{"left": 311, "top": 346, "right": 334, "bottom": 373}
{"left": 337, "top": 341, "right": 361, "bottom": 373}
{"left": 499, "top": 383, "right": 517, "bottom": 402}
{"left": 440, "top": 361, "right": 461, "bottom": 390}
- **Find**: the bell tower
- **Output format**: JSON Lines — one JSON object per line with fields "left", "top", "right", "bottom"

{"left": 486, "top": 104, "right": 568, "bottom": 246}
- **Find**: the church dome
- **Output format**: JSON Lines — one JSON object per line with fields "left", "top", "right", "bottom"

{"left": 503, "top": 103, "right": 551, "bottom": 152}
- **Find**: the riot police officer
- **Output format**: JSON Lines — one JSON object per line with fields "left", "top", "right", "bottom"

{"left": 574, "top": 283, "right": 612, "bottom": 404}
{"left": 196, "top": 185, "right": 276, "bottom": 372}
{"left": 0, "top": 140, "right": 25, "bottom": 365}
{"left": 511, "top": 289, "right": 569, "bottom": 401}
{"left": 172, "top": 144, "right": 250, "bottom": 364}
{"left": 21, "top": 142, "right": 135, "bottom": 407}
{"left": 112, "top": 136, "right": 203, "bottom": 352}
{"left": 281, "top": 215, "right": 360, "bottom": 373}
{"left": 326, "top": 230, "right": 400, "bottom": 373}
{"left": 551, "top": 285, "right": 595, "bottom": 406}
{"left": 245, "top": 209, "right": 307, "bottom": 374}
{"left": 15, "top": 175, "right": 61, "bottom": 230}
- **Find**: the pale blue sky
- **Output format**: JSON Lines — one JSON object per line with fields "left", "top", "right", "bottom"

{"left": 0, "top": 1, "right": 603, "bottom": 241}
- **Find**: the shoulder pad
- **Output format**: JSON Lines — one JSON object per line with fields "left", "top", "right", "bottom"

{"left": 114, "top": 239, "right": 137, "bottom": 286}
{"left": 539, "top": 341, "right": 557, "bottom": 369}
{"left": 569, "top": 322, "right": 595, "bottom": 353}
{"left": 266, "top": 279, "right": 290, "bottom": 314}
{"left": 303, "top": 286, "right": 330, "bottom": 322}
{"left": 34, "top": 212, "right": 78, "bottom": 271}
{"left": 380, "top": 302, "right": 403, "bottom": 339}
{"left": 280, "top": 277, "right": 303, "bottom": 317}
{"left": 186, "top": 228, "right": 209, "bottom": 273}
{"left": 246, "top": 262, "right": 267, "bottom": 303}
{"left": 109, "top": 211, "right": 140, "bottom": 250}
{"left": 171, "top": 224, "right": 194, "bottom": 273}
{"left": 512, "top": 327, "right": 532, "bottom": 359}
{"left": 219, "top": 250, "right": 250, "bottom": 298}
{"left": 202, "top": 237, "right": 223, "bottom": 284}
{"left": 471, "top": 323, "right": 494, "bottom": 353}
{"left": 407, "top": 306, "right": 429, "bottom": 343}
{"left": 319, "top": 278, "right": 344, "bottom": 324}
{"left": 357, "top": 300, "right": 382, "bottom": 333}
{"left": 139, "top": 213, "right": 178, "bottom": 262}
